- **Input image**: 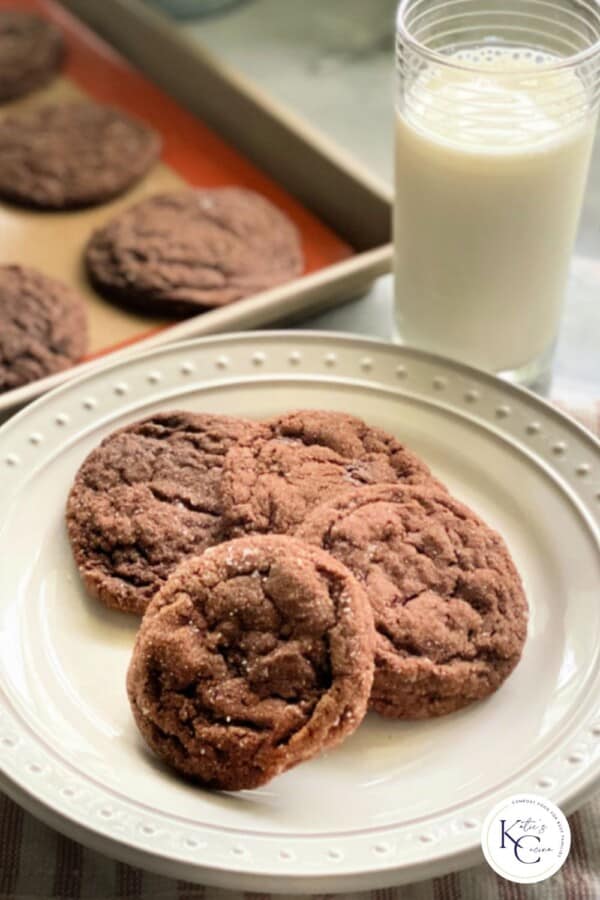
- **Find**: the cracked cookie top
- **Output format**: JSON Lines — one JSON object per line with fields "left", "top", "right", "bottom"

{"left": 0, "top": 264, "right": 87, "bottom": 393}
{"left": 127, "top": 535, "right": 375, "bottom": 791}
{"left": 0, "top": 102, "right": 160, "bottom": 209}
{"left": 85, "top": 188, "right": 304, "bottom": 315}
{"left": 297, "top": 484, "right": 528, "bottom": 719}
{"left": 221, "top": 409, "right": 434, "bottom": 537}
{"left": 66, "top": 412, "right": 261, "bottom": 615}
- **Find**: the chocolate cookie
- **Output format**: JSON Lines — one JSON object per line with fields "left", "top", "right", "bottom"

{"left": 221, "top": 409, "right": 434, "bottom": 536}
{"left": 0, "top": 10, "right": 63, "bottom": 103}
{"left": 0, "top": 102, "right": 160, "bottom": 209}
{"left": 85, "top": 188, "right": 304, "bottom": 314}
{"left": 297, "top": 484, "right": 528, "bottom": 719}
{"left": 127, "top": 535, "right": 375, "bottom": 790}
{"left": 0, "top": 264, "right": 87, "bottom": 393}
{"left": 67, "top": 412, "right": 261, "bottom": 615}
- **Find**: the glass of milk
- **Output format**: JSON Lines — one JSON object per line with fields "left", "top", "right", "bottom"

{"left": 394, "top": 0, "right": 600, "bottom": 384}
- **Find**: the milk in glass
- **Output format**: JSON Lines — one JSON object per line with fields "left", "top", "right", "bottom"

{"left": 394, "top": 48, "right": 596, "bottom": 372}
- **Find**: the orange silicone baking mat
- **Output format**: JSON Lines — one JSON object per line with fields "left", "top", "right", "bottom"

{"left": 0, "top": 0, "right": 353, "bottom": 359}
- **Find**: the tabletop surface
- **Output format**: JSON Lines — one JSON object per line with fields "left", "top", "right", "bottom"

{"left": 181, "top": 0, "right": 600, "bottom": 400}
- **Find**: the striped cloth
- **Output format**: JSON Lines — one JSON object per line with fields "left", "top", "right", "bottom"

{"left": 2, "top": 397, "right": 599, "bottom": 900}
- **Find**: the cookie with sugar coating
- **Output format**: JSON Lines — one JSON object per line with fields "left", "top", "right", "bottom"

{"left": 297, "top": 483, "right": 528, "bottom": 719}
{"left": 127, "top": 535, "right": 375, "bottom": 790}
{"left": 221, "top": 408, "right": 435, "bottom": 537}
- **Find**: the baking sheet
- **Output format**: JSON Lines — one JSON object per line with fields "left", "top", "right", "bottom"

{"left": 0, "top": 0, "right": 353, "bottom": 358}
{"left": 0, "top": 0, "right": 392, "bottom": 416}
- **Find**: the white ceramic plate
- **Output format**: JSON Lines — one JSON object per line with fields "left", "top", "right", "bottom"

{"left": 0, "top": 332, "right": 599, "bottom": 893}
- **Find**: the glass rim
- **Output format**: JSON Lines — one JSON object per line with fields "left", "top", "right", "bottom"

{"left": 396, "top": 0, "right": 600, "bottom": 73}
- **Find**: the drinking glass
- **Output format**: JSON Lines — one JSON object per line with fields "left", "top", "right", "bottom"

{"left": 394, "top": 0, "right": 600, "bottom": 384}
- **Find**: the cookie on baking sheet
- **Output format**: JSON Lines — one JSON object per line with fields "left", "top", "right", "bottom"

{"left": 221, "top": 409, "right": 434, "bottom": 536}
{"left": 66, "top": 412, "right": 261, "bottom": 615}
{"left": 297, "top": 484, "right": 528, "bottom": 719}
{"left": 0, "top": 102, "right": 160, "bottom": 208}
{"left": 127, "top": 535, "right": 375, "bottom": 790}
{"left": 0, "top": 10, "right": 63, "bottom": 103}
{"left": 0, "top": 264, "right": 87, "bottom": 393}
{"left": 85, "top": 188, "right": 304, "bottom": 315}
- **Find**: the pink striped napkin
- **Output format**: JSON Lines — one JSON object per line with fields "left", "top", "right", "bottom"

{"left": 2, "top": 398, "right": 599, "bottom": 900}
